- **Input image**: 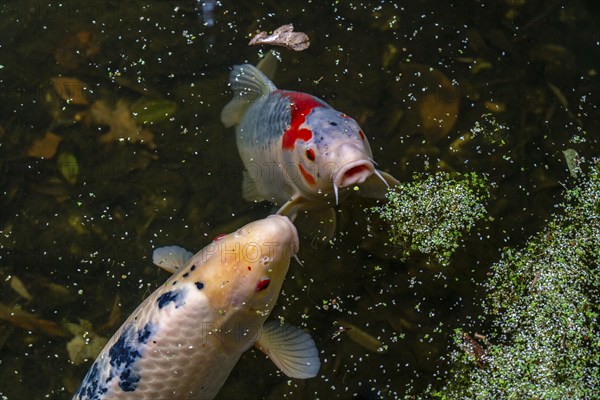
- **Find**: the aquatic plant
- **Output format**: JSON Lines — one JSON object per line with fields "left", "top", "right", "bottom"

{"left": 370, "top": 172, "right": 490, "bottom": 266}
{"left": 427, "top": 163, "right": 600, "bottom": 399}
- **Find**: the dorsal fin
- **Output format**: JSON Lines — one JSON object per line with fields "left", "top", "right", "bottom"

{"left": 256, "top": 51, "right": 278, "bottom": 80}
{"left": 220, "top": 59, "right": 277, "bottom": 128}
{"left": 152, "top": 245, "right": 194, "bottom": 274}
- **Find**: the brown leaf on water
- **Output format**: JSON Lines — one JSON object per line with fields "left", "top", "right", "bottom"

{"left": 249, "top": 24, "right": 310, "bottom": 51}
{"left": 51, "top": 77, "right": 89, "bottom": 105}
{"left": 0, "top": 303, "right": 70, "bottom": 337}
{"left": 27, "top": 131, "right": 63, "bottom": 159}
{"left": 88, "top": 100, "right": 156, "bottom": 149}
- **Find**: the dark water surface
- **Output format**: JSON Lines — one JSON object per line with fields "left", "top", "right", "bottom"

{"left": 1, "top": 1, "right": 598, "bottom": 398}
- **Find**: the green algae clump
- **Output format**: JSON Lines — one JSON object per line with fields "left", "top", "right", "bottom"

{"left": 429, "top": 164, "right": 600, "bottom": 399}
{"left": 370, "top": 172, "right": 490, "bottom": 266}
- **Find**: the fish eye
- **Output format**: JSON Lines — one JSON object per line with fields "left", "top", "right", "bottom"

{"left": 305, "top": 148, "right": 315, "bottom": 161}
{"left": 256, "top": 278, "right": 270, "bottom": 292}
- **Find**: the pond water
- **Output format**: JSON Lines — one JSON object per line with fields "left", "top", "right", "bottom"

{"left": 0, "top": 1, "right": 598, "bottom": 399}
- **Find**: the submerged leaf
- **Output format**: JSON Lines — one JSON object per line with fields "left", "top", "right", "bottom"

{"left": 89, "top": 100, "right": 156, "bottom": 149}
{"left": 337, "top": 319, "right": 387, "bottom": 353}
{"left": 130, "top": 98, "right": 177, "bottom": 124}
{"left": 27, "top": 131, "right": 63, "bottom": 159}
{"left": 0, "top": 303, "right": 69, "bottom": 337}
{"left": 57, "top": 152, "right": 79, "bottom": 184}
{"left": 51, "top": 77, "right": 89, "bottom": 105}
{"left": 9, "top": 276, "right": 33, "bottom": 301}
{"left": 65, "top": 319, "right": 108, "bottom": 365}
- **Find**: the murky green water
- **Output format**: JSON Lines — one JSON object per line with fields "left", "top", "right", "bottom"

{"left": 0, "top": 1, "right": 598, "bottom": 399}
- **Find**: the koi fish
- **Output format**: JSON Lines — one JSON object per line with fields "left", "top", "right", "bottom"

{"left": 221, "top": 53, "right": 398, "bottom": 240}
{"left": 74, "top": 215, "right": 319, "bottom": 400}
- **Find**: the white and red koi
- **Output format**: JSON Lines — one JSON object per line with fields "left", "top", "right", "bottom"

{"left": 74, "top": 215, "right": 319, "bottom": 400}
{"left": 221, "top": 53, "right": 398, "bottom": 240}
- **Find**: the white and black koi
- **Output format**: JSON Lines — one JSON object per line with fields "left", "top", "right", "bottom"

{"left": 74, "top": 215, "right": 319, "bottom": 400}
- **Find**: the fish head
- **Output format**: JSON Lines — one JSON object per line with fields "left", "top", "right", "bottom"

{"left": 187, "top": 215, "right": 298, "bottom": 324}
{"left": 293, "top": 108, "right": 376, "bottom": 200}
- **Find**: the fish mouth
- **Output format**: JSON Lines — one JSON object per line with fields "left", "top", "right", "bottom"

{"left": 266, "top": 214, "right": 299, "bottom": 254}
{"left": 334, "top": 160, "right": 374, "bottom": 189}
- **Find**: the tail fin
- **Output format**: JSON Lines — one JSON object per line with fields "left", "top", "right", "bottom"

{"left": 220, "top": 57, "right": 277, "bottom": 128}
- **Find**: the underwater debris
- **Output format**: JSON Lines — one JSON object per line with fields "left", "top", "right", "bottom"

{"left": 249, "top": 24, "right": 310, "bottom": 51}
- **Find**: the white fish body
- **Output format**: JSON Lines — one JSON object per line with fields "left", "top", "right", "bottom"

{"left": 221, "top": 53, "right": 399, "bottom": 240}
{"left": 74, "top": 215, "right": 319, "bottom": 399}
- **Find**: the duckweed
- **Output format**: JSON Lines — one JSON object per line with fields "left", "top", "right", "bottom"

{"left": 427, "top": 163, "right": 600, "bottom": 399}
{"left": 370, "top": 172, "right": 490, "bottom": 266}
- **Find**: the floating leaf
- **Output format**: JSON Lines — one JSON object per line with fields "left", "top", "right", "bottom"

{"left": 57, "top": 152, "right": 79, "bottom": 184}
{"left": 249, "top": 24, "right": 310, "bottom": 51}
{"left": 130, "top": 98, "right": 177, "bottom": 125}
{"left": 51, "top": 77, "right": 89, "bottom": 105}
{"left": 27, "top": 131, "right": 63, "bottom": 159}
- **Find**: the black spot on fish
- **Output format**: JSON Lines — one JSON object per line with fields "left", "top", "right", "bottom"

{"left": 172, "top": 280, "right": 177, "bottom": 285}
{"left": 195, "top": 282, "right": 204, "bottom": 290}
{"left": 157, "top": 289, "right": 186, "bottom": 309}
{"left": 107, "top": 323, "right": 156, "bottom": 392}
{"left": 329, "top": 121, "right": 338, "bottom": 126}
{"left": 191, "top": 265, "right": 196, "bottom": 271}
{"left": 74, "top": 360, "right": 108, "bottom": 399}
{"left": 137, "top": 323, "right": 154, "bottom": 344}
{"left": 183, "top": 272, "right": 189, "bottom": 278}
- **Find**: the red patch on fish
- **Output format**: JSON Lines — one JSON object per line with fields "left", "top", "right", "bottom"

{"left": 298, "top": 164, "right": 316, "bottom": 186}
{"left": 279, "top": 91, "right": 325, "bottom": 150}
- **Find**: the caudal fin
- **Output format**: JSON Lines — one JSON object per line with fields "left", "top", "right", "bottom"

{"left": 220, "top": 59, "right": 277, "bottom": 128}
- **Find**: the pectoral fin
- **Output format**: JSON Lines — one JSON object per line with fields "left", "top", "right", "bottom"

{"left": 276, "top": 195, "right": 307, "bottom": 221}
{"left": 356, "top": 170, "right": 399, "bottom": 199}
{"left": 152, "top": 245, "right": 194, "bottom": 273}
{"left": 242, "top": 172, "right": 266, "bottom": 202}
{"left": 256, "top": 321, "right": 320, "bottom": 379}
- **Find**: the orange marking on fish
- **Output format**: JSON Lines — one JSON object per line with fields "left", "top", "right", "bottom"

{"left": 298, "top": 164, "right": 316, "bottom": 186}
{"left": 279, "top": 91, "right": 324, "bottom": 150}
